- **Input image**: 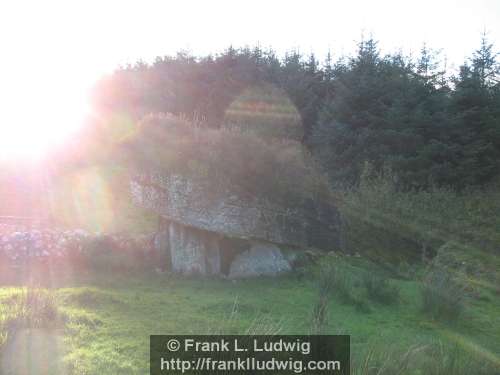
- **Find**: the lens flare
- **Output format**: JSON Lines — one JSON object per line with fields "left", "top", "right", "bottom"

{"left": 0, "top": 66, "right": 89, "bottom": 161}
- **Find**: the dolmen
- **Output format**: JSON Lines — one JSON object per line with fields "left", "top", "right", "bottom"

{"left": 131, "top": 173, "right": 342, "bottom": 278}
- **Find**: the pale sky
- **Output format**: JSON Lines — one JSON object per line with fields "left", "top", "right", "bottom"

{"left": 0, "top": 0, "right": 499, "bottom": 158}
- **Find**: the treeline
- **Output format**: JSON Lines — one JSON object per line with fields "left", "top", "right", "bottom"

{"left": 92, "top": 35, "right": 500, "bottom": 189}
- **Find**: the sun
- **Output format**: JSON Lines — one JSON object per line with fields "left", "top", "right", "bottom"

{"left": 0, "top": 77, "right": 89, "bottom": 161}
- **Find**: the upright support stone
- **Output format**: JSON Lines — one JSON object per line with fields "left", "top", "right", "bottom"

{"left": 228, "top": 242, "right": 291, "bottom": 279}
{"left": 168, "top": 221, "right": 221, "bottom": 276}
{"left": 205, "top": 235, "right": 221, "bottom": 275}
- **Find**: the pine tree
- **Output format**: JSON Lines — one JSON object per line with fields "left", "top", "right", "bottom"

{"left": 472, "top": 31, "right": 499, "bottom": 87}
{"left": 449, "top": 33, "right": 500, "bottom": 186}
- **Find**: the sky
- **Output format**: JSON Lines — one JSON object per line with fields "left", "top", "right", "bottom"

{"left": 0, "top": 0, "right": 499, "bottom": 158}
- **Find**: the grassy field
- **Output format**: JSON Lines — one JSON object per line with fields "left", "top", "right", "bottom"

{"left": 1, "top": 254, "right": 499, "bottom": 374}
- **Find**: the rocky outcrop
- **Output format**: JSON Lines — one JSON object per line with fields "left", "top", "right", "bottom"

{"left": 228, "top": 242, "right": 291, "bottom": 279}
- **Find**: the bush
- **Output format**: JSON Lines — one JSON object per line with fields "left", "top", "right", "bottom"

{"left": 315, "top": 258, "right": 354, "bottom": 302}
{"left": 81, "top": 235, "right": 149, "bottom": 273}
{"left": 336, "top": 163, "right": 500, "bottom": 279}
{"left": 363, "top": 274, "right": 400, "bottom": 305}
{"left": 310, "top": 259, "right": 338, "bottom": 333}
{"left": 314, "top": 258, "right": 370, "bottom": 314}
{"left": 120, "top": 113, "right": 332, "bottom": 207}
{"left": 421, "top": 269, "right": 466, "bottom": 322}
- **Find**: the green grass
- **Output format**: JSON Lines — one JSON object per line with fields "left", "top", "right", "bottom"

{"left": 1, "top": 261, "right": 499, "bottom": 374}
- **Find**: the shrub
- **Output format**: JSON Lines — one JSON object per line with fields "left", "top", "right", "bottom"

{"left": 315, "top": 258, "right": 354, "bottom": 302}
{"left": 338, "top": 163, "right": 500, "bottom": 267}
{"left": 314, "top": 258, "right": 370, "bottom": 314}
{"left": 315, "top": 260, "right": 338, "bottom": 297}
{"left": 421, "top": 269, "right": 466, "bottom": 322}
{"left": 120, "top": 113, "right": 332, "bottom": 207}
{"left": 310, "top": 261, "right": 334, "bottom": 333}
{"left": 363, "top": 274, "right": 400, "bottom": 305}
{"left": 81, "top": 235, "right": 148, "bottom": 273}
{"left": 334, "top": 267, "right": 357, "bottom": 304}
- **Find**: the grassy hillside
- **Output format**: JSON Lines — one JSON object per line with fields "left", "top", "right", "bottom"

{"left": 336, "top": 166, "right": 500, "bottom": 287}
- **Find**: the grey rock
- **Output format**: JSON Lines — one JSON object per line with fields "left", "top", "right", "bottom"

{"left": 131, "top": 173, "right": 341, "bottom": 251}
{"left": 153, "top": 230, "right": 169, "bottom": 255}
{"left": 168, "top": 221, "right": 221, "bottom": 276}
{"left": 228, "top": 242, "right": 291, "bottom": 279}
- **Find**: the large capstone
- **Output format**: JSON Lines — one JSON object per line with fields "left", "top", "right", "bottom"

{"left": 228, "top": 242, "right": 291, "bottom": 279}
{"left": 131, "top": 173, "right": 342, "bottom": 251}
